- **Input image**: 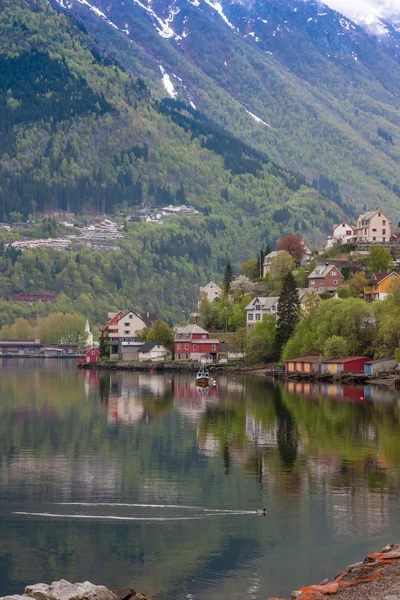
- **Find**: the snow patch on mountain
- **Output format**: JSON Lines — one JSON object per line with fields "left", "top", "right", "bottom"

{"left": 318, "top": 0, "right": 400, "bottom": 36}
{"left": 159, "top": 65, "right": 178, "bottom": 97}
{"left": 132, "top": 0, "right": 182, "bottom": 39}
{"left": 203, "top": 0, "right": 238, "bottom": 31}
{"left": 245, "top": 109, "right": 271, "bottom": 128}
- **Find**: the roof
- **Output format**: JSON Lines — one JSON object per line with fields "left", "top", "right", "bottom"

{"left": 364, "top": 358, "right": 395, "bottom": 364}
{"left": 368, "top": 271, "right": 399, "bottom": 285}
{"left": 200, "top": 281, "right": 222, "bottom": 293}
{"left": 358, "top": 209, "right": 378, "bottom": 223}
{"left": 246, "top": 296, "right": 279, "bottom": 310}
{"left": 176, "top": 324, "right": 208, "bottom": 335}
{"left": 286, "top": 356, "right": 324, "bottom": 363}
{"left": 139, "top": 312, "right": 157, "bottom": 327}
{"left": 323, "top": 356, "right": 369, "bottom": 364}
{"left": 139, "top": 342, "right": 166, "bottom": 353}
{"left": 263, "top": 251, "right": 282, "bottom": 264}
{"left": 308, "top": 264, "right": 343, "bottom": 279}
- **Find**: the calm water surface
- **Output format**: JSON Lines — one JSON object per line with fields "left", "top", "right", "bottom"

{"left": 1, "top": 360, "right": 400, "bottom": 600}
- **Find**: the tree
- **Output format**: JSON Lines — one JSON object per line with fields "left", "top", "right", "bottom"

{"left": 269, "top": 251, "right": 295, "bottom": 287}
{"left": 231, "top": 326, "right": 247, "bottom": 355}
{"left": 223, "top": 261, "right": 234, "bottom": 293}
{"left": 324, "top": 335, "right": 349, "bottom": 358}
{"left": 368, "top": 245, "right": 393, "bottom": 274}
{"left": 276, "top": 235, "right": 305, "bottom": 263}
{"left": 229, "top": 275, "right": 255, "bottom": 298}
{"left": 146, "top": 320, "right": 174, "bottom": 351}
{"left": 340, "top": 271, "right": 368, "bottom": 298}
{"left": 242, "top": 259, "right": 259, "bottom": 281}
{"left": 300, "top": 291, "right": 321, "bottom": 319}
{"left": 245, "top": 315, "right": 276, "bottom": 363}
{"left": 275, "top": 272, "right": 300, "bottom": 360}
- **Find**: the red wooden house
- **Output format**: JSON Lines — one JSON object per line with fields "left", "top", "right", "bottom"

{"left": 174, "top": 325, "right": 219, "bottom": 361}
{"left": 77, "top": 348, "right": 101, "bottom": 365}
{"left": 322, "top": 357, "right": 369, "bottom": 374}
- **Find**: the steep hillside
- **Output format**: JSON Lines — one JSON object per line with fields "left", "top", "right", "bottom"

{"left": 0, "top": 0, "right": 342, "bottom": 321}
{"left": 49, "top": 0, "right": 400, "bottom": 220}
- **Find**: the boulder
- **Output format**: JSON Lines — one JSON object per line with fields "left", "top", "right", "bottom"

{"left": 20, "top": 581, "right": 118, "bottom": 600}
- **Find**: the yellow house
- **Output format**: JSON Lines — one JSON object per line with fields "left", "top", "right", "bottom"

{"left": 364, "top": 271, "right": 400, "bottom": 301}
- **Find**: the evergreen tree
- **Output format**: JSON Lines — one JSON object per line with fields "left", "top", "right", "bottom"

{"left": 275, "top": 272, "right": 299, "bottom": 359}
{"left": 223, "top": 261, "right": 234, "bottom": 293}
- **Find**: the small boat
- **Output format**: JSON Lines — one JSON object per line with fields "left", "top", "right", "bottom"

{"left": 196, "top": 366, "right": 210, "bottom": 387}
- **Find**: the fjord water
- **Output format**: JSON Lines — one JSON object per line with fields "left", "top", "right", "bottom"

{"left": 1, "top": 361, "right": 400, "bottom": 600}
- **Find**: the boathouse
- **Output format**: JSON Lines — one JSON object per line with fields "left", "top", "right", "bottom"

{"left": 285, "top": 356, "right": 324, "bottom": 373}
{"left": 321, "top": 357, "right": 369, "bottom": 374}
{"left": 364, "top": 358, "right": 397, "bottom": 375}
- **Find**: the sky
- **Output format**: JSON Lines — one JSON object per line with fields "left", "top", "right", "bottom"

{"left": 320, "top": 0, "right": 400, "bottom": 25}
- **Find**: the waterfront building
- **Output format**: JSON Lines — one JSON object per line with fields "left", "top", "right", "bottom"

{"left": 285, "top": 356, "right": 324, "bottom": 373}
{"left": 174, "top": 324, "right": 219, "bottom": 361}
{"left": 321, "top": 357, "right": 369, "bottom": 374}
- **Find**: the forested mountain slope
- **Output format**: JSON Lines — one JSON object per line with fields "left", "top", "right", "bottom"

{"left": 0, "top": 0, "right": 342, "bottom": 321}
{"left": 49, "top": 0, "right": 400, "bottom": 219}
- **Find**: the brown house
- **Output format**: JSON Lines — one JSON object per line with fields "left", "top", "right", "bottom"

{"left": 308, "top": 264, "right": 344, "bottom": 293}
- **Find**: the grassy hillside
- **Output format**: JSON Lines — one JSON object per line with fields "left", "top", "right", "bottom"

{"left": 0, "top": 0, "right": 344, "bottom": 323}
{"left": 53, "top": 0, "right": 400, "bottom": 221}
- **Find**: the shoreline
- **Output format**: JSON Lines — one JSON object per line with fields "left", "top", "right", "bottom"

{"left": 79, "top": 361, "right": 400, "bottom": 387}
{"left": 268, "top": 542, "right": 400, "bottom": 600}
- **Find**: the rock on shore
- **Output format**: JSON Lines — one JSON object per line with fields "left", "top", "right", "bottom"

{"left": 0, "top": 580, "right": 147, "bottom": 600}
{"left": 269, "top": 543, "right": 400, "bottom": 600}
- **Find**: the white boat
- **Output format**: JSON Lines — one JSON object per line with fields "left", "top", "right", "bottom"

{"left": 196, "top": 366, "right": 210, "bottom": 387}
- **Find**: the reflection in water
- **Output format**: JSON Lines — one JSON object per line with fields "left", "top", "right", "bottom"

{"left": 1, "top": 361, "right": 400, "bottom": 600}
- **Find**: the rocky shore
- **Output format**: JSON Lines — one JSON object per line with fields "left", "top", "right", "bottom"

{"left": 79, "top": 360, "right": 267, "bottom": 375}
{"left": 269, "top": 543, "right": 400, "bottom": 600}
{"left": 1, "top": 580, "right": 148, "bottom": 600}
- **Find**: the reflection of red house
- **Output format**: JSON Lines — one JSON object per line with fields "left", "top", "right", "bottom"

{"left": 76, "top": 348, "right": 100, "bottom": 364}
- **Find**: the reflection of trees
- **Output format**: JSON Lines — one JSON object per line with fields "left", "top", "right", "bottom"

{"left": 273, "top": 388, "right": 298, "bottom": 469}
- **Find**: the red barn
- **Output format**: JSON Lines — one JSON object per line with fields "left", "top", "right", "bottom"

{"left": 174, "top": 325, "right": 219, "bottom": 361}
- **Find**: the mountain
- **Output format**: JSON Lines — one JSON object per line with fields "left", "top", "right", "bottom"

{"left": 48, "top": 0, "right": 400, "bottom": 221}
{"left": 0, "top": 0, "right": 343, "bottom": 322}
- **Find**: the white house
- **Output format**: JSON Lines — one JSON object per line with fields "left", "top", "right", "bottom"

{"left": 356, "top": 209, "right": 392, "bottom": 243}
{"left": 138, "top": 342, "right": 170, "bottom": 362}
{"left": 326, "top": 221, "right": 356, "bottom": 249}
{"left": 245, "top": 296, "right": 279, "bottom": 327}
{"left": 199, "top": 282, "right": 222, "bottom": 304}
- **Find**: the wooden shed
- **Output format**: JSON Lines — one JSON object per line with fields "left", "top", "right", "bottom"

{"left": 285, "top": 356, "right": 324, "bottom": 373}
{"left": 322, "top": 357, "right": 369, "bottom": 374}
{"left": 364, "top": 358, "right": 397, "bottom": 375}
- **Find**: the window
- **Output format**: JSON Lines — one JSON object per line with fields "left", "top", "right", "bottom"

{"left": 255, "top": 305, "right": 260, "bottom": 311}
{"left": 372, "top": 228, "right": 377, "bottom": 232}
{"left": 332, "top": 271, "right": 336, "bottom": 276}
{"left": 379, "top": 213, "right": 381, "bottom": 217}
{"left": 193, "top": 344, "right": 197, "bottom": 350}
{"left": 248, "top": 314, "right": 254, "bottom": 321}
{"left": 383, "top": 229, "right": 386, "bottom": 234}
{"left": 212, "top": 344, "right": 216, "bottom": 351}
{"left": 373, "top": 237, "right": 376, "bottom": 241}
{"left": 186, "top": 354, "right": 189, "bottom": 359}
{"left": 177, "top": 354, "right": 181, "bottom": 360}
{"left": 342, "top": 222, "right": 345, "bottom": 227}
{"left": 124, "top": 330, "right": 129, "bottom": 334}
{"left": 346, "top": 230, "right": 352, "bottom": 235}
{"left": 177, "top": 344, "right": 181, "bottom": 350}
{"left": 129, "top": 315, "right": 133, "bottom": 319}
{"left": 333, "top": 280, "right": 338, "bottom": 284}
{"left": 311, "top": 280, "right": 315, "bottom": 285}
{"left": 383, "top": 220, "right": 386, "bottom": 225}
{"left": 202, "top": 334, "right": 206, "bottom": 339}
{"left": 383, "top": 237, "right": 386, "bottom": 241}
{"left": 255, "top": 313, "right": 261, "bottom": 321}
{"left": 185, "top": 344, "right": 189, "bottom": 350}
